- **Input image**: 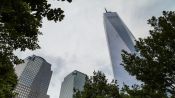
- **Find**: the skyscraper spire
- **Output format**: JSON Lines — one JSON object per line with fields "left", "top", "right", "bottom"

{"left": 105, "top": 8, "right": 108, "bottom": 13}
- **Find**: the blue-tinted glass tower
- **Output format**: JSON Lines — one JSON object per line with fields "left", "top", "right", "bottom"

{"left": 103, "top": 11, "right": 138, "bottom": 87}
{"left": 59, "top": 70, "right": 86, "bottom": 98}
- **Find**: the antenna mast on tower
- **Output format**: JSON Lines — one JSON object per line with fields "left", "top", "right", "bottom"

{"left": 105, "top": 8, "right": 108, "bottom": 13}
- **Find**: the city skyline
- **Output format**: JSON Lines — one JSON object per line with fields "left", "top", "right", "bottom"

{"left": 14, "top": 0, "right": 175, "bottom": 98}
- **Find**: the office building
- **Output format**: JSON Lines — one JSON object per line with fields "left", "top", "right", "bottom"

{"left": 14, "top": 55, "right": 52, "bottom": 98}
{"left": 103, "top": 11, "right": 138, "bottom": 87}
{"left": 59, "top": 70, "right": 86, "bottom": 98}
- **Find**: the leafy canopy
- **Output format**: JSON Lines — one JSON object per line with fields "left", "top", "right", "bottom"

{"left": 73, "top": 71, "right": 167, "bottom": 98}
{"left": 121, "top": 11, "right": 175, "bottom": 96}
{"left": 0, "top": 0, "right": 71, "bottom": 97}
{"left": 0, "top": 0, "right": 71, "bottom": 64}
{"left": 74, "top": 71, "right": 120, "bottom": 98}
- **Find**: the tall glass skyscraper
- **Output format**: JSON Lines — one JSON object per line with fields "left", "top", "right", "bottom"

{"left": 59, "top": 70, "right": 86, "bottom": 98}
{"left": 103, "top": 11, "right": 138, "bottom": 87}
{"left": 14, "top": 55, "right": 52, "bottom": 98}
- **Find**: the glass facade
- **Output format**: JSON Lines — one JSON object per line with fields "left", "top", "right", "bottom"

{"left": 14, "top": 55, "right": 52, "bottom": 98}
{"left": 59, "top": 70, "right": 86, "bottom": 98}
{"left": 103, "top": 11, "right": 139, "bottom": 87}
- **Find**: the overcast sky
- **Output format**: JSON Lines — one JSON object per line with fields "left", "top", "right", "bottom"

{"left": 15, "top": 0, "right": 175, "bottom": 98}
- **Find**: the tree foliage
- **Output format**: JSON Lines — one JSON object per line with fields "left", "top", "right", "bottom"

{"left": 121, "top": 11, "right": 175, "bottom": 96}
{"left": 0, "top": 61, "right": 17, "bottom": 98}
{"left": 74, "top": 71, "right": 120, "bottom": 98}
{"left": 0, "top": 0, "right": 71, "bottom": 64}
{"left": 0, "top": 0, "right": 71, "bottom": 97}
{"left": 73, "top": 71, "right": 169, "bottom": 98}
{"left": 120, "top": 84, "right": 168, "bottom": 98}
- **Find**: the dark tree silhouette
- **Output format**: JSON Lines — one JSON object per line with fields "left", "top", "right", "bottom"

{"left": 74, "top": 71, "right": 120, "bottom": 98}
{"left": 0, "top": 0, "right": 71, "bottom": 97}
{"left": 122, "top": 11, "right": 175, "bottom": 97}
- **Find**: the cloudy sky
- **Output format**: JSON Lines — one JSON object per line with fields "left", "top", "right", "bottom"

{"left": 15, "top": 0, "right": 175, "bottom": 98}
